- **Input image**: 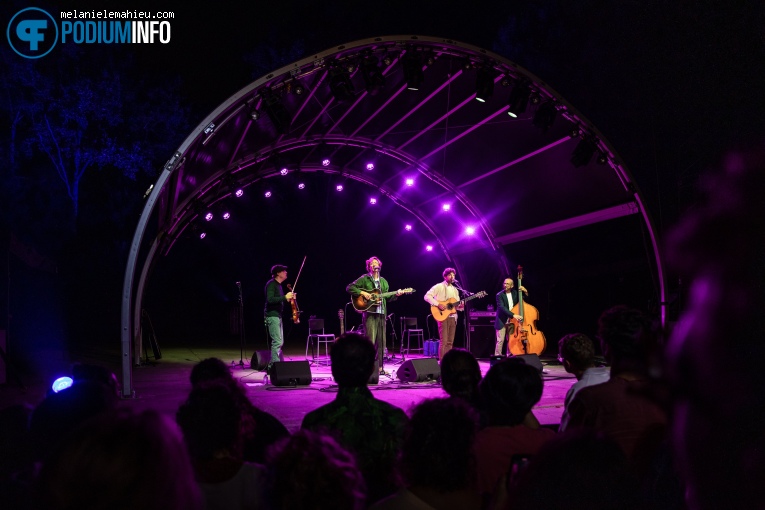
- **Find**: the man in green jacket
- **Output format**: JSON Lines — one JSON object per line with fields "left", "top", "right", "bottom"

{"left": 346, "top": 256, "right": 403, "bottom": 375}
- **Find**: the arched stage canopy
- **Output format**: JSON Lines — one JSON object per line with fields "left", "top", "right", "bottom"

{"left": 121, "top": 35, "right": 665, "bottom": 397}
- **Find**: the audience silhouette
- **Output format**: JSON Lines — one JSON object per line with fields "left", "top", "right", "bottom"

{"left": 370, "top": 397, "right": 481, "bottom": 510}
{"left": 302, "top": 332, "right": 408, "bottom": 505}
{"left": 265, "top": 429, "right": 366, "bottom": 510}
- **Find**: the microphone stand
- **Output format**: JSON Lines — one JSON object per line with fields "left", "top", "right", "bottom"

{"left": 387, "top": 313, "right": 404, "bottom": 365}
{"left": 453, "top": 281, "right": 472, "bottom": 353}
{"left": 235, "top": 282, "right": 246, "bottom": 368}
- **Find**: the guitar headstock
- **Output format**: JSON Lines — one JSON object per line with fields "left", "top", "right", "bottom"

{"left": 401, "top": 288, "right": 415, "bottom": 294}
{"left": 476, "top": 291, "right": 488, "bottom": 299}
{"left": 338, "top": 309, "right": 344, "bottom": 319}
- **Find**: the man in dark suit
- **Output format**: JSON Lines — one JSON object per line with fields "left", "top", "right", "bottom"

{"left": 493, "top": 277, "right": 527, "bottom": 356}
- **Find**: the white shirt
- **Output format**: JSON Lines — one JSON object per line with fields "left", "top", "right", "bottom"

{"left": 558, "top": 366, "right": 610, "bottom": 432}
{"left": 424, "top": 282, "right": 461, "bottom": 319}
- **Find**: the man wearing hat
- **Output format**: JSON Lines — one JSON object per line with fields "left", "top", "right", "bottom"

{"left": 264, "top": 264, "right": 295, "bottom": 372}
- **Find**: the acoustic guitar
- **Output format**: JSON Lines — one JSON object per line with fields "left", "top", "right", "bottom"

{"left": 430, "top": 291, "right": 488, "bottom": 322}
{"left": 352, "top": 288, "right": 415, "bottom": 312}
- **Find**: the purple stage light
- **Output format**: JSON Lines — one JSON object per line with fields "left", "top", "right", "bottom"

{"left": 465, "top": 226, "right": 476, "bottom": 235}
{"left": 298, "top": 182, "right": 305, "bottom": 189}
{"left": 280, "top": 168, "right": 288, "bottom": 175}
{"left": 405, "top": 224, "right": 412, "bottom": 231}
{"left": 265, "top": 191, "right": 272, "bottom": 198}
{"left": 204, "top": 212, "right": 213, "bottom": 221}
{"left": 442, "top": 203, "right": 451, "bottom": 211}
{"left": 336, "top": 184, "right": 344, "bottom": 191}
{"left": 222, "top": 212, "right": 231, "bottom": 220}
{"left": 426, "top": 245, "right": 433, "bottom": 252}
{"left": 366, "top": 163, "right": 375, "bottom": 171}
{"left": 235, "top": 189, "right": 244, "bottom": 197}
{"left": 405, "top": 178, "right": 414, "bottom": 186}
{"left": 200, "top": 232, "right": 206, "bottom": 239}
{"left": 369, "top": 198, "right": 377, "bottom": 204}
{"left": 322, "top": 158, "right": 331, "bottom": 167}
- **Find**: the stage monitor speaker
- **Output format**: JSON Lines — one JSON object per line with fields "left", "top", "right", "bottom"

{"left": 270, "top": 361, "right": 312, "bottom": 386}
{"left": 510, "top": 354, "right": 543, "bottom": 373}
{"left": 250, "top": 350, "right": 283, "bottom": 371}
{"left": 397, "top": 358, "right": 440, "bottom": 383}
{"left": 469, "top": 325, "right": 496, "bottom": 359}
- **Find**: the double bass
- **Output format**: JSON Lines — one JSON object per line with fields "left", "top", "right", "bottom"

{"left": 508, "top": 265, "right": 547, "bottom": 356}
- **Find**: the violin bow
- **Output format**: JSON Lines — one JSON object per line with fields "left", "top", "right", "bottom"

{"left": 291, "top": 255, "right": 307, "bottom": 292}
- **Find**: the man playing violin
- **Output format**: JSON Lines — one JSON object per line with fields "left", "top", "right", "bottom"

{"left": 346, "top": 257, "right": 404, "bottom": 376}
{"left": 494, "top": 277, "right": 528, "bottom": 356}
{"left": 264, "top": 264, "right": 296, "bottom": 373}
{"left": 424, "top": 268, "right": 463, "bottom": 361}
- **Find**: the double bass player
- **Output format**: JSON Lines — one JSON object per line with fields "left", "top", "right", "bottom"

{"left": 494, "top": 277, "right": 528, "bottom": 356}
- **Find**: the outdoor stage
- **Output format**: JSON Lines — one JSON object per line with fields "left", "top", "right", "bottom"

{"left": 122, "top": 345, "right": 575, "bottom": 432}
{"left": 0, "top": 344, "right": 578, "bottom": 432}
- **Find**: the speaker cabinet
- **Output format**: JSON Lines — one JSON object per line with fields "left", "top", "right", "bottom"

{"left": 250, "top": 350, "right": 284, "bottom": 371}
{"left": 270, "top": 361, "right": 312, "bottom": 386}
{"left": 511, "top": 354, "right": 543, "bottom": 372}
{"left": 468, "top": 325, "right": 496, "bottom": 359}
{"left": 397, "top": 358, "right": 440, "bottom": 383}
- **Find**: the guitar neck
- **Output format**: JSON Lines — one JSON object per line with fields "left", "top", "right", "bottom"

{"left": 459, "top": 293, "right": 483, "bottom": 305}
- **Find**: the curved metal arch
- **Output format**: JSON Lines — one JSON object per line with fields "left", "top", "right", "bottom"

{"left": 121, "top": 35, "right": 666, "bottom": 397}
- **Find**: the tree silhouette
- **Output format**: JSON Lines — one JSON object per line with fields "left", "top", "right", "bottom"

{"left": 0, "top": 45, "right": 190, "bottom": 234}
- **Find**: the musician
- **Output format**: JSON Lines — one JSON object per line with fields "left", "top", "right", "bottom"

{"left": 264, "top": 264, "right": 295, "bottom": 373}
{"left": 494, "top": 277, "right": 528, "bottom": 356}
{"left": 424, "top": 268, "right": 463, "bottom": 361}
{"left": 346, "top": 257, "right": 403, "bottom": 375}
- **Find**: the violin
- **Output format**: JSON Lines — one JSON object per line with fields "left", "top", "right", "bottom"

{"left": 287, "top": 284, "right": 300, "bottom": 324}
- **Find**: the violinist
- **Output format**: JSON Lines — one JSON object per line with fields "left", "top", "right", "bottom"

{"left": 264, "top": 264, "right": 295, "bottom": 373}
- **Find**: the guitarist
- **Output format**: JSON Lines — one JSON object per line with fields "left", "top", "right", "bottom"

{"left": 424, "top": 268, "right": 462, "bottom": 361}
{"left": 494, "top": 277, "right": 529, "bottom": 356}
{"left": 346, "top": 257, "right": 404, "bottom": 376}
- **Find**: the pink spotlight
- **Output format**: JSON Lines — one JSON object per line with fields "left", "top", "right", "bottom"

{"left": 405, "top": 224, "right": 412, "bottom": 231}
{"left": 322, "top": 158, "right": 331, "bottom": 167}
{"left": 366, "top": 163, "right": 375, "bottom": 171}
{"left": 426, "top": 245, "right": 433, "bottom": 252}
{"left": 234, "top": 189, "right": 244, "bottom": 197}
{"left": 298, "top": 183, "right": 305, "bottom": 189}
{"left": 336, "top": 184, "right": 344, "bottom": 191}
{"left": 280, "top": 168, "right": 288, "bottom": 176}
{"left": 222, "top": 212, "right": 231, "bottom": 220}
{"left": 442, "top": 203, "right": 451, "bottom": 211}
{"left": 265, "top": 191, "right": 272, "bottom": 198}
{"left": 405, "top": 178, "right": 414, "bottom": 186}
{"left": 204, "top": 212, "right": 213, "bottom": 222}
{"left": 369, "top": 198, "right": 377, "bottom": 205}
{"left": 465, "top": 226, "right": 476, "bottom": 235}
{"left": 199, "top": 232, "right": 206, "bottom": 239}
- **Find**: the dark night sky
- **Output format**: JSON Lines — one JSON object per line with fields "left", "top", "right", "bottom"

{"left": 3, "top": 1, "right": 764, "bottom": 356}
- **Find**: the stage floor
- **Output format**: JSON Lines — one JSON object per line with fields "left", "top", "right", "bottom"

{"left": 0, "top": 344, "right": 579, "bottom": 432}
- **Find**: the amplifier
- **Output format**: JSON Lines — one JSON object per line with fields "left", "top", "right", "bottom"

{"left": 468, "top": 325, "right": 496, "bottom": 359}
{"left": 468, "top": 311, "right": 496, "bottom": 318}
